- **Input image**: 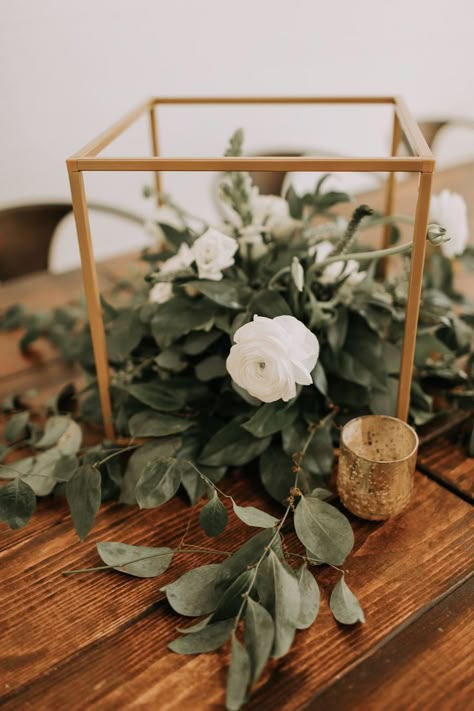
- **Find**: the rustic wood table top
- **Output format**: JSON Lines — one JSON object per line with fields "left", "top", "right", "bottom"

{"left": 1, "top": 162, "right": 474, "bottom": 710}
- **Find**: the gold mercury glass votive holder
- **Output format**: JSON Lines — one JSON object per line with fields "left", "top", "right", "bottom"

{"left": 337, "top": 415, "right": 419, "bottom": 521}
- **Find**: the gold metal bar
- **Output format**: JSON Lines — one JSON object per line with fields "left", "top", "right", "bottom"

{"left": 151, "top": 96, "right": 397, "bottom": 106}
{"left": 149, "top": 105, "right": 162, "bottom": 204}
{"left": 71, "top": 98, "right": 153, "bottom": 159}
{"left": 75, "top": 156, "right": 432, "bottom": 173}
{"left": 68, "top": 170, "right": 115, "bottom": 440}
{"left": 394, "top": 96, "right": 432, "bottom": 159}
{"left": 396, "top": 172, "right": 434, "bottom": 421}
{"left": 380, "top": 110, "right": 402, "bottom": 277}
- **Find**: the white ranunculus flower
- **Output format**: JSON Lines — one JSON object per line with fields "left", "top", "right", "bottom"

{"left": 311, "top": 240, "right": 366, "bottom": 286}
{"left": 226, "top": 315, "right": 320, "bottom": 403}
{"left": 160, "top": 243, "right": 194, "bottom": 275}
{"left": 149, "top": 282, "right": 173, "bottom": 304}
{"left": 192, "top": 228, "right": 238, "bottom": 281}
{"left": 429, "top": 190, "right": 468, "bottom": 258}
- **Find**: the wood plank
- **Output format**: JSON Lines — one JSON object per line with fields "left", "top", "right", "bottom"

{"left": 0, "top": 470, "right": 472, "bottom": 710}
{"left": 418, "top": 426, "right": 474, "bottom": 503}
{"left": 303, "top": 575, "right": 474, "bottom": 711}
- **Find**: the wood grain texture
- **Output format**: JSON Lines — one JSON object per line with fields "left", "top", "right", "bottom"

{"left": 0, "top": 470, "right": 472, "bottom": 710}
{"left": 303, "top": 575, "right": 474, "bottom": 711}
{"left": 418, "top": 429, "right": 474, "bottom": 502}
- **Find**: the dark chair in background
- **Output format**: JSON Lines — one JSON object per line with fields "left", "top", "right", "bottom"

{"left": 0, "top": 202, "right": 143, "bottom": 281}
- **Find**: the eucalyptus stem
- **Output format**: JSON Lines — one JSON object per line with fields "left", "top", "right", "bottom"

{"left": 231, "top": 409, "right": 336, "bottom": 631}
{"left": 308, "top": 240, "right": 414, "bottom": 275}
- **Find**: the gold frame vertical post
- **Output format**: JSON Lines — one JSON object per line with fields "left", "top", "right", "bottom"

{"left": 149, "top": 105, "right": 162, "bottom": 205}
{"left": 380, "top": 110, "right": 401, "bottom": 276}
{"left": 396, "top": 171, "right": 433, "bottom": 421}
{"left": 68, "top": 168, "right": 115, "bottom": 440}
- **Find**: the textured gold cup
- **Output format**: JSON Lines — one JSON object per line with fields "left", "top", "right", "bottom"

{"left": 337, "top": 415, "right": 418, "bottom": 521}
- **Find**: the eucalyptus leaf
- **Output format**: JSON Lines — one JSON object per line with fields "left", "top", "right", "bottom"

{"left": 330, "top": 575, "right": 365, "bottom": 624}
{"left": 151, "top": 295, "right": 217, "bottom": 349}
{"left": 294, "top": 495, "right": 354, "bottom": 566}
{"left": 199, "top": 421, "right": 271, "bottom": 467}
{"left": 120, "top": 438, "right": 181, "bottom": 505}
{"left": 0, "top": 478, "right": 36, "bottom": 529}
{"left": 186, "top": 280, "right": 252, "bottom": 310}
{"left": 106, "top": 309, "right": 144, "bottom": 362}
{"left": 295, "top": 564, "right": 320, "bottom": 629}
{"left": 195, "top": 355, "right": 227, "bottom": 382}
{"left": 136, "top": 457, "right": 181, "bottom": 508}
{"left": 244, "top": 597, "right": 274, "bottom": 685}
{"left": 162, "top": 563, "right": 221, "bottom": 616}
{"left": 211, "top": 569, "right": 254, "bottom": 622}
{"left": 249, "top": 290, "right": 292, "bottom": 318}
{"left": 97, "top": 541, "right": 173, "bottom": 578}
{"left": 226, "top": 633, "right": 251, "bottom": 711}
{"left": 216, "top": 528, "right": 276, "bottom": 593}
{"left": 126, "top": 382, "right": 187, "bottom": 412}
{"left": 232, "top": 501, "right": 279, "bottom": 528}
{"left": 129, "top": 410, "right": 193, "bottom": 437}
{"left": 259, "top": 446, "right": 294, "bottom": 504}
{"left": 35, "top": 416, "right": 70, "bottom": 449}
{"left": 4, "top": 411, "right": 29, "bottom": 444}
{"left": 168, "top": 618, "right": 234, "bottom": 655}
{"left": 66, "top": 464, "right": 102, "bottom": 541}
{"left": 241, "top": 401, "right": 298, "bottom": 438}
{"left": 256, "top": 549, "right": 300, "bottom": 658}
{"left": 199, "top": 491, "right": 228, "bottom": 537}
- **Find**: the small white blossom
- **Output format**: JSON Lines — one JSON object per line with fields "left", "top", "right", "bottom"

{"left": 429, "top": 190, "right": 468, "bottom": 258}
{"left": 192, "top": 228, "right": 238, "bottom": 281}
{"left": 149, "top": 282, "right": 173, "bottom": 304}
{"left": 311, "top": 240, "right": 366, "bottom": 285}
{"left": 160, "top": 243, "right": 194, "bottom": 275}
{"left": 226, "top": 315, "right": 319, "bottom": 403}
{"left": 238, "top": 229, "right": 269, "bottom": 259}
{"left": 291, "top": 257, "right": 304, "bottom": 292}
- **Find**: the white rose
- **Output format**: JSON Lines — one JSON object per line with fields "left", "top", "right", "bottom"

{"left": 149, "top": 282, "right": 173, "bottom": 304}
{"left": 160, "top": 243, "right": 194, "bottom": 275}
{"left": 226, "top": 315, "right": 320, "bottom": 403}
{"left": 311, "top": 240, "right": 366, "bottom": 285}
{"left": 429, "top": 190, "right": 468, "bottom": 258}
{"left": 192, "top": 228, "right": 238, "bottom": 281}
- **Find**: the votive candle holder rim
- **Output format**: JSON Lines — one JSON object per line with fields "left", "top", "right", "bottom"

{"left": 340, "top": 414, "right": 419, "bottom": 465}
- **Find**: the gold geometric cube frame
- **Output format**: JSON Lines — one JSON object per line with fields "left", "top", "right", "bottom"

{"left": 67, "top": 96, "right": 435, "bottom": 441}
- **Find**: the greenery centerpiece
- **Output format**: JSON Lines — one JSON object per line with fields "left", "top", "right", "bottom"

{"left": 1, "top": 130, "right": 472, "bottom": 710}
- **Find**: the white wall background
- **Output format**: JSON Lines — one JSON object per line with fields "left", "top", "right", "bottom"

{"left": 1, "top": 0, "right": 473, "bottom": 271}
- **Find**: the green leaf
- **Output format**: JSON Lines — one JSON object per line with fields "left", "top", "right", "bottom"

{"left": 244, "top": 598, "right": 274, "bottom": 685}
{"left": 120, "top": 439, "right": 181, "bottom": 505}
{"left": 151, "top": 295, "right": 217, "bottom": 349}
{"left": 294, "top": 495, "right": 354, "bottom": 566}
{"left": 256, "top": 549, "right": 300, "bottom": 658}
{"left": 168, "top": 619, "right": 234, "bottom": 655}
{"left": 4, "top": 411, "right": 29, "bottom": 444}
{"left": 7, "top": 448, "right": 64, "bottom": 496}
{"left": 211, "top": 570, "right": 254, "bottom": 622}
{"left": 0, "top": 478, "right": 36, "bottom": 529}
{"left": 136, "top": 457, "right": 181, "bottom": 508}
{"left": 295, "top": 564, "right": 320, "bottom": 629}
{"left": 249, "top": 290, "right": 292, "bottom": 318}
{"left": 126, "top": 382, "right": 187, "bottom": 412}
{"left": 199, "top": 491, "right": 228, "bottom": 537}
{"left": 181, "top": 461, "right": 226, "bottom": 506}
{"left": 232, "top": 501, "right": 279, "bottom": 528}
{"left": 185, "top": 280, "right": 252, "bottom": 310}
{"left": 162, "top": 564, "right": 221, "bottom": 616}
{"left": 199, "top": 421, "right": 271, "bottom": 467}
{"left": 226, "top": 633, "right": 251, "bottom": 711}
{"left": 53, "top": 454, "right": 78, "bottom": 482}
{"left": 282, "top": 421, "right": 334, "bottom": 477}
{"left": 259, "top": 446, "right": 294, "bottom": 504}
{"left": 216, "top": 528, "right": 276, "bottom": 593}
{"left": 330, "top": 575, "right": 365, "bottom": 624}
{"left": 106, "top": 309, "right": 144, "bottom": 362}
{"left": 66, "top": 464, "right": 102, "bottom": 541}
{"left": 96, "top": 541, "right": 173, "bottom": 578}
{"left": 129, "top": 410, "right": 193, "bottom": 437}
{"left": 195, "top": 355, "right": 227, "bottom": 382}
{"left": 241, "top": 401, "right": 298, "bottom": 438}
{"left": 181, "top": 330, "right": 222, "bottom": 356}
{"left": 35, "top": 416, "right": 70, "bottom": 449}
{"left": 312, "top": 362, "right": 328, "bottom": 397}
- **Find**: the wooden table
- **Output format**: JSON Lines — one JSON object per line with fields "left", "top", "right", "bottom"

{"left": 1, "top": 164, "right": 474, "bottom": 710}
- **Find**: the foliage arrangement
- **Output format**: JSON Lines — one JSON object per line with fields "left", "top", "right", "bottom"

{"left": 0, "top": 129, "right": 473, "bottom": 708}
